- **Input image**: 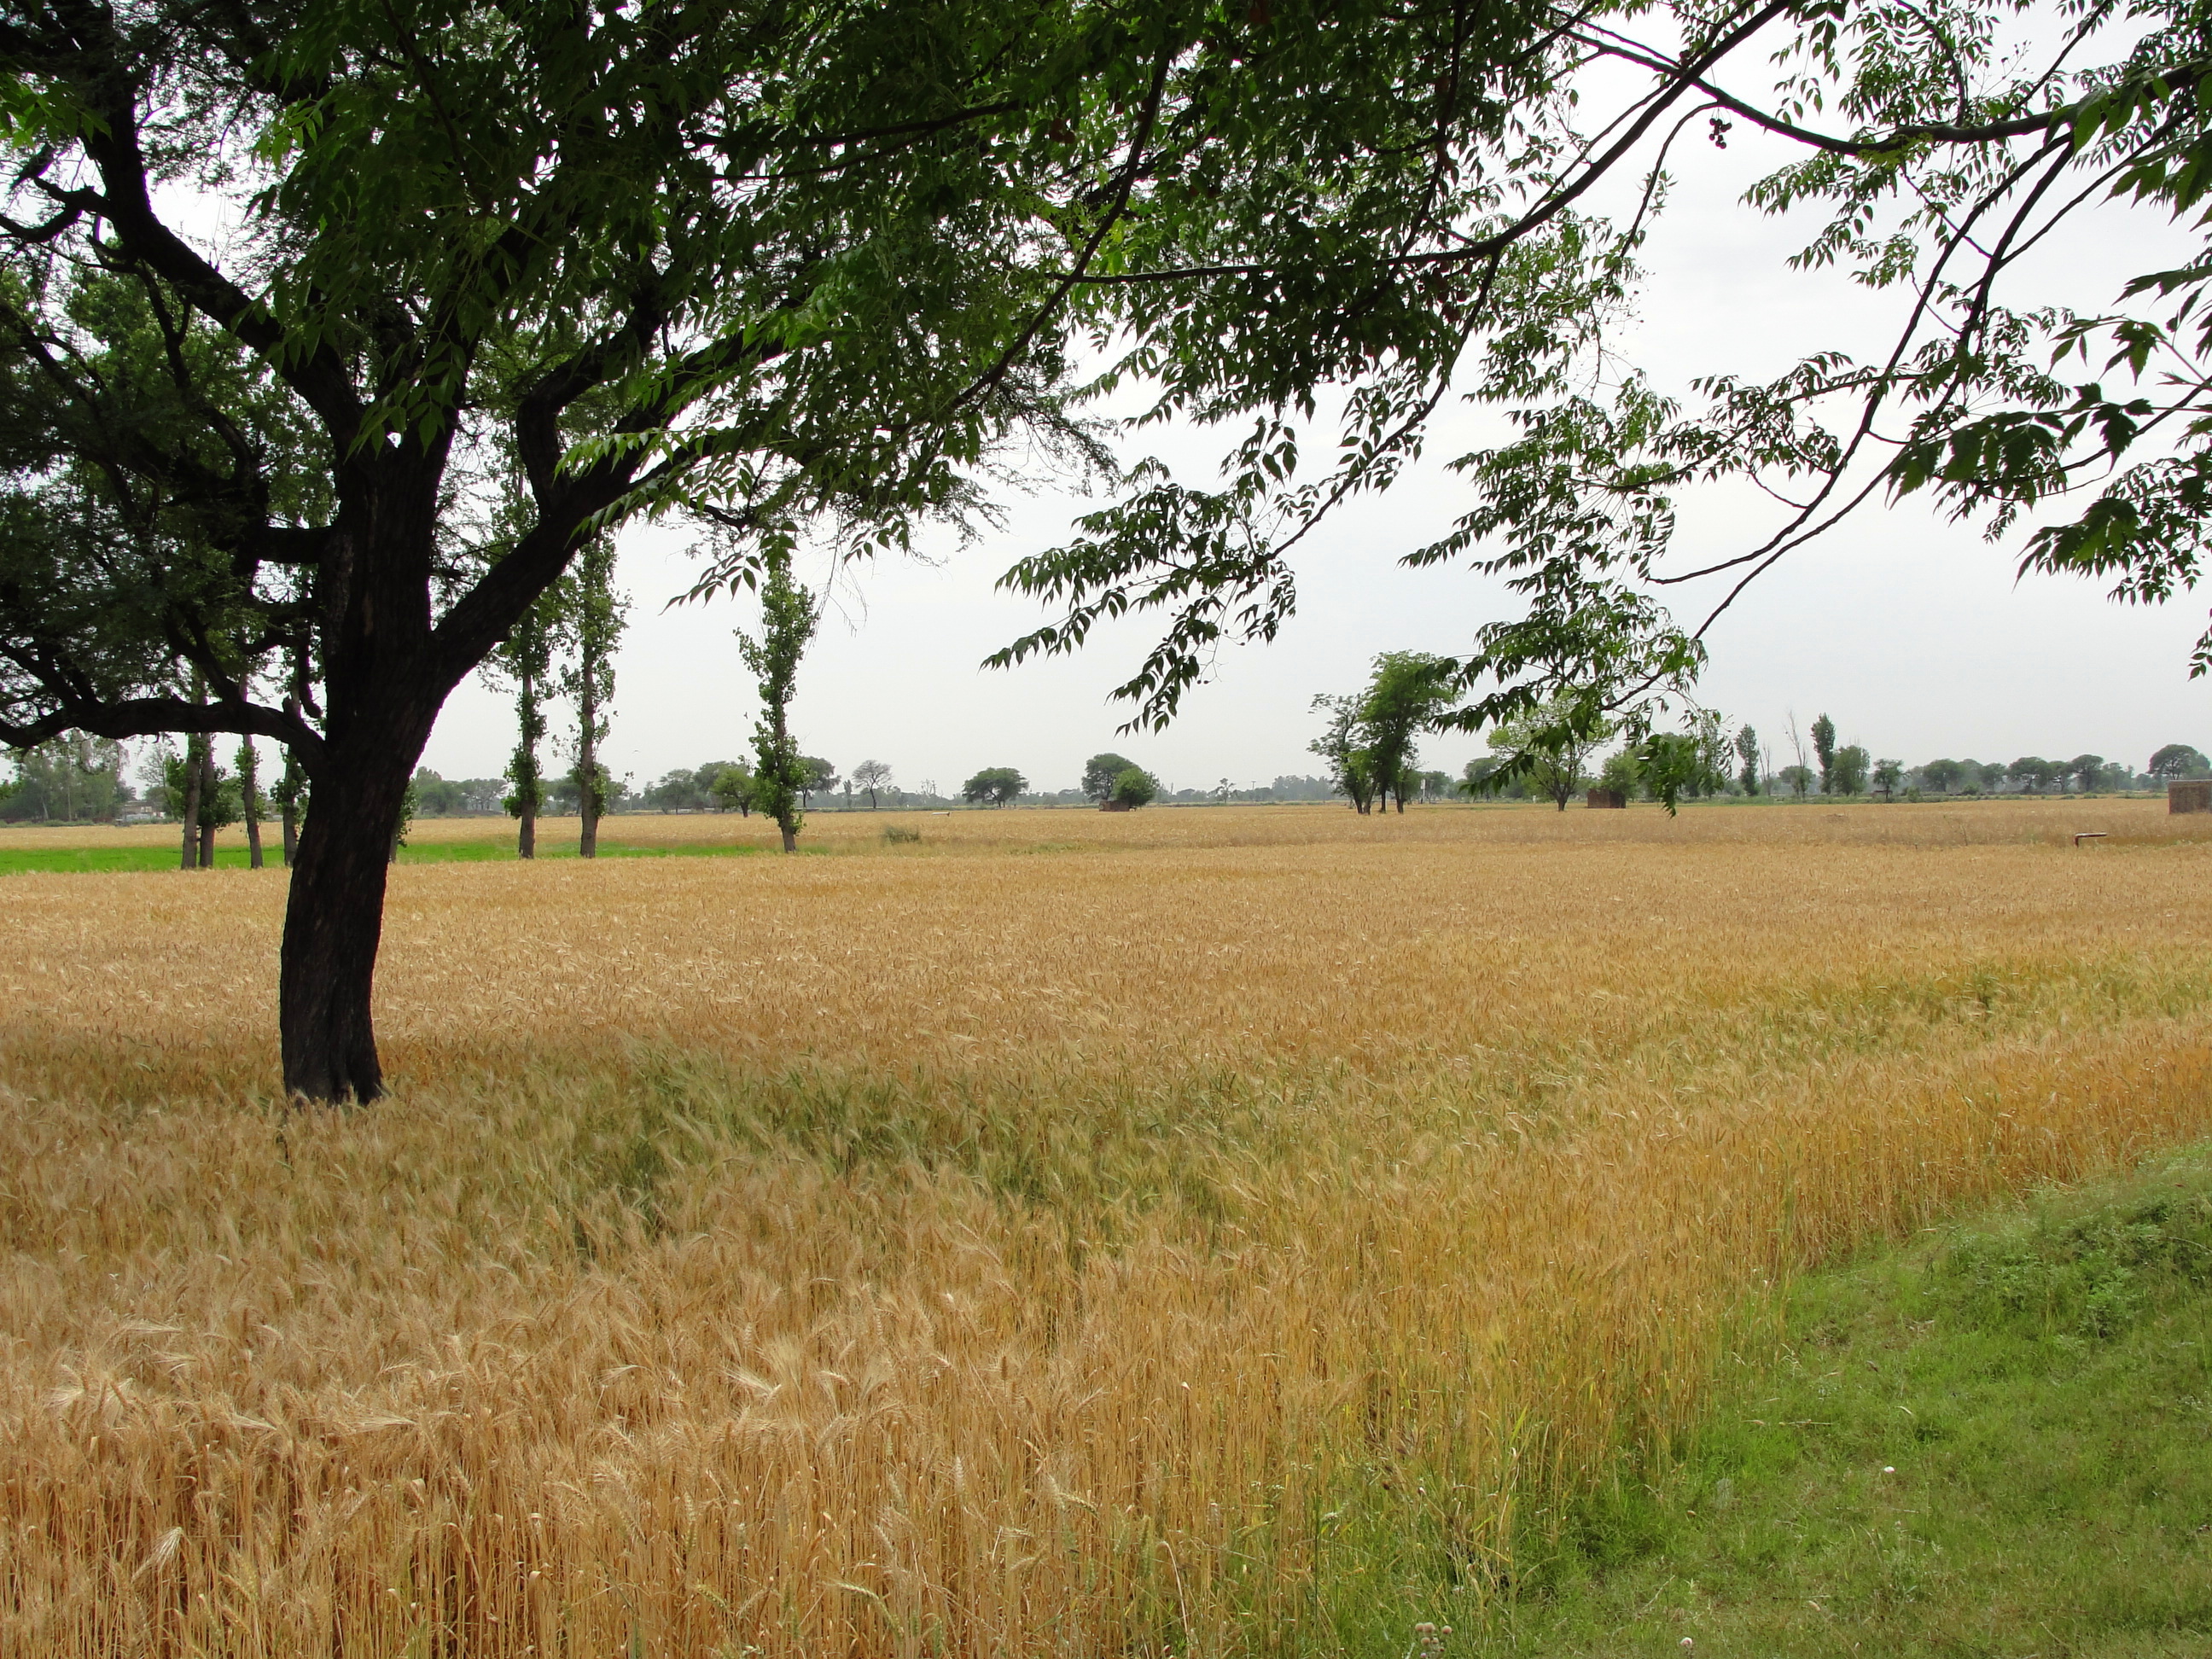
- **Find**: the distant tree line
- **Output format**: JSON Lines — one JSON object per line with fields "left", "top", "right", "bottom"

{"left": 13, "top": 722, "right": 2197, "bottom": 841}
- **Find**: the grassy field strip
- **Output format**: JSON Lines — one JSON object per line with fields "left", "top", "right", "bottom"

{"left": 2, "top": 802, "right": 2209, "bottom": 1656}
{"left": 1488, "top": 1152, "right": 2212, "bottom": 1655}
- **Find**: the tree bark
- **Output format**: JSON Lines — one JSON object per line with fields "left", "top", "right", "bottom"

{"left": 278, "top": 748, "right": 416, "bottom": 1103}
{"left": 179, "top": 734, "right": 202, "bottom": 870}
{"left": 197, "top": 737, "right": 218, "bottom": 866}
{"left": 240, "top": 742, "right": 265, "bottom": 869}
{"left": 781, "top": 827, "right": 797, "bottom": 853}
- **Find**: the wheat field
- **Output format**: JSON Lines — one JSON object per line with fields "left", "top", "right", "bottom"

{"left": 4, "top": 798, "right": 2211, "bottom": 1656}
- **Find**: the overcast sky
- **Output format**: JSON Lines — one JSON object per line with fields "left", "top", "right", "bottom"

{"left": 417, "top": 94, "right": 2212, "bottom": 797}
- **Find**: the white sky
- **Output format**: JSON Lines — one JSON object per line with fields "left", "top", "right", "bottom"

{"left": 418, "top": 87, "right": 2212, "bottom": 796}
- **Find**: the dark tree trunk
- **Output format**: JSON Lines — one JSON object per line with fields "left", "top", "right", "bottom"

{"left": 517, "top": 661, "right": 538, "bottom": 859}
{"left": 781, "top": 827, "right": 797, "bottom": 853}
{"left": 279, "top": 748, "right": 417, "bottom": 1103}
{"left": 282, "top": 797, "right": 300, "bottom": 866}
{"left": 197, "top": 738, "right": 218, "bottom": 866}
{"left": 179, "top": 734, "right": 202, "bottom": 870}
{"left": 240, "top": 742, "right": 265, "bottom": 869}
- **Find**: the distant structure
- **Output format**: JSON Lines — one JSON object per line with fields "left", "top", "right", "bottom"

{"left": 1586, "top": 789, "right": 1627, "bottom": 809}
{"left": 2169, "top": 780, "right": 2212, "bottom": 813}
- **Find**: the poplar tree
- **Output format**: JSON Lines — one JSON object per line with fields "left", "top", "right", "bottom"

{"left": 563, "top": 538, "right": 627, "bottom": 859}
{"left": 236, "top": 738, "right": 265, "bottom": 869}
{"left": 494, "top": 594, "right": 558, "bottom": 860}
{"left": 1735, "top": 725, "right": 1761, "bottom": 797}
{"left": 1812, "top": 715, "right": 1838, "bottom": 797}
{"left": 737, "top": 548, "right": 818, "bottom": 854}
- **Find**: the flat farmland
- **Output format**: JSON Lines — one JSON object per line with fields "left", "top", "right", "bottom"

{"left": 4, "top": 799, "right": 2211, "bottom": 1656}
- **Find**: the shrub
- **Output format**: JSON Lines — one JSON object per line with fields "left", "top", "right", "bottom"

{"left": 1109, "top": 766, "right": 1160, "bottom": 808}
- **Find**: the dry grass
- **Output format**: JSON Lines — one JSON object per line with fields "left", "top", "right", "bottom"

{"left": 3, "top": 799, "right": 2212, "bottom": 1656}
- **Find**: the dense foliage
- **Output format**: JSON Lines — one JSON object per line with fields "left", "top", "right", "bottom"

{"left": 999, "top": 0, "right": 2212, "bottom": 764}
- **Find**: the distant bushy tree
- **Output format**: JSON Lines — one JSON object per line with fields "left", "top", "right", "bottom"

{"left": 2150, "top": 744, "right": 2210, "bottom": 780}
{"left": 1483, "top": 695, "right": 1613, "bottom": 812}
{"left": 1872, "top": 758, "right": 1905, "bottom": 799}
{"left": 2010, "top": 756, "right": 2058, "bottom": 794}
{"left": 1598, "top": 748, "right": 1642, "bottom": 800}
{"left": 1309, "top": 695, "right": 1377, "bottom": 814}
{"left": 1832, "top": 745, "right": 1871, "bottom": 797}
{"left": 799, "top": 757, "right": 840, "bottom": 808}
{"left": 709, "top": 763, "right": 754, "bottom": 815}
{"left": 1778, "top": 764, "right": 1813, "bottom": 799}
{"left": 2069, "top": 754, "right": 2106, "bottom": 794}
{"left": 1081, "top": 753, "right": 1139, "bottom": 806}
{"left": 1360, "top": 653, "right": 1455, "bottom": 813}
{"left": 1920, "top": 759, "right": 1965, "bottom": 794}
{"left": 1110, "top": 766, "right": 1160, "bottom": 808}
{"left": 963, "top": 767, "right": 1027, "bottom": 807}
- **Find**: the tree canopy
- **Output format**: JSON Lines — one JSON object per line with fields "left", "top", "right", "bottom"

{"left": 996, "top": 0, "right": 2212, "bottom": 754}
{"left": 1080, "top": 752, "right": 1139, "bottom": 806}
{"left": 2, "top": 0, "right": 1590, "bottom": 1097}
{"left": 962, "top": 766, "right": 1027, "bottom": 806}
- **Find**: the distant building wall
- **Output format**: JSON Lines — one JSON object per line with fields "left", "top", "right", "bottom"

{"left": 1586, "top": 789, "right": 1627, "bottom": 810}
{"left": 2168, "top": 780, "right": 2212, "bottom": 813}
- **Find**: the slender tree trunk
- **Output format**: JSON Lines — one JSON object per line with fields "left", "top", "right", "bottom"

{"left": 577, "top": 653, "right": 598, "bottom": 859}
{"left": 517, "top": 661, "right": 538, "bottom": 860}
{"left": 179, "top": 734, "right": 202, "bottom": 870}
{"left": 197, "top": 737, "right": 218, "bottom": 867}
{"left": 280, "top": 756, "right": 412, "bottom": 1103}
{"left": 240, "top": 740, "right": 265, "bottom": 868}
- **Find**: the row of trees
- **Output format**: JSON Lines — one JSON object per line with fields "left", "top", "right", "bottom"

{"left": 1294, "top": 666, "right": 2203, "bottom": 814}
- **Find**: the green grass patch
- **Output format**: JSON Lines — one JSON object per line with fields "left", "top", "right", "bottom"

{"left": 0, "top": 843, "right": 267, "bottom": 874}
{"left": 0, "top": 837, "right": 775, "bottom": 873}
{"left": 1468, "top": 1154, "right": 2212, "bottom": 1656}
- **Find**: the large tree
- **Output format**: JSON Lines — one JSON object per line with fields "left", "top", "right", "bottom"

{"left": 1080, "top": 751, "right": 1139, "bottom": 806}
{"left": 1359, "top": 651, "right": 1454, "bottom": 812}
{"left": 4, "top": 0, "right": 1579, "bottom": 1097}
{"left": 962, "top": 766, "right": 1027, "bottom": 806}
